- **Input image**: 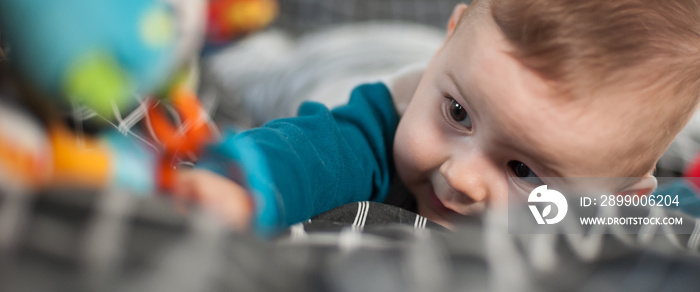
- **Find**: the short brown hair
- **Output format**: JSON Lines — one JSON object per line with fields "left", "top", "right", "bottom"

{"left": 491, "top": 0, "right": 700, "bottom": 97}
{"left": 484, "top": 0, "right": 700, "bottom": 174}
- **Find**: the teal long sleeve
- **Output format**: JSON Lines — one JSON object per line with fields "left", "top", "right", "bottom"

{"left": 199, "top": 83, "right": 400, "bottom": 227}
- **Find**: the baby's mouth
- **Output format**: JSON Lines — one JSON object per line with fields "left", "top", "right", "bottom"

{"left": 428, "top": 187, "right": 460, "bottom": 217}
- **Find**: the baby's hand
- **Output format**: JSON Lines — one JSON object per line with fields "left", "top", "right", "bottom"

{"left": 173, "top": 169, "right": 254, "bottom": 231}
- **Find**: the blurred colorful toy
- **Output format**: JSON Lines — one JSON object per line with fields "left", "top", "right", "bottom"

{"left": 684, "top": 154, "right": 700, "bottom": 191}
{"left": 0, "top": 98, "right": 156, "bottom": 193}
{"left": 0, "top": 0, "right": 188, "bottom": 118}
{"left": 0, "top": 0, "right": 282, "bottom": 234}
{"left": 0, "top": 0, "right": 277, "bottom": 116}
{"left": 205, "top": 0, "right": 278, "bottom": 50}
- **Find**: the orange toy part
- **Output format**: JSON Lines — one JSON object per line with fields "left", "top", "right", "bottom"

{"left": 148, "top": 85, "right": 213, "bottom": 155}
{"left": 147, "top": 85, "right": 214, "bottom": 191}
{"left": 171, "top": 85, "right": 213, "bottom": 152}
{"left": 0, "top": 134, "right": 48, "bottom": 187}
{"left": 49, "top": 126, "right": 112, "bottom": 188}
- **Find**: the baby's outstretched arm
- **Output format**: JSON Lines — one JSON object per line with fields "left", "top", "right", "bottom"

{"left": 176, "top": 82, "right": 403, "bottom": 232}
{"left": 174, "top": 169, "right": 254, "bottom": 231}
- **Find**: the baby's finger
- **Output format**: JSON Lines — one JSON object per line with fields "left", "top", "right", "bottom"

{"left": 174, "top": 169, "right": 255, "bottom": 231}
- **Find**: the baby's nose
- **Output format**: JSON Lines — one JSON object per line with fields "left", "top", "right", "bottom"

{"left": 439, "top": 155, "right": 504, "bottom": 204}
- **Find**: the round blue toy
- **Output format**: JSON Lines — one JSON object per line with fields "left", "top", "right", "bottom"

{"left": 0, "top": 0, "right": 181, "bottom": 117}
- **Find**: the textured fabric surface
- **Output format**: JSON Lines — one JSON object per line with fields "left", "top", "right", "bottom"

{"left": 305, "top": 201, "right": 447, "bottom": 232}
{"left": 4, "top": 186, "right": 700, "bottom": 292}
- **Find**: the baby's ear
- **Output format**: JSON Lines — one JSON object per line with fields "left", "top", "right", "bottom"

{"left": 617, "top": 175, "right": 658, "bottom": 197}
{"left": 446, "top": 4, "right": 469, "bottom": 39}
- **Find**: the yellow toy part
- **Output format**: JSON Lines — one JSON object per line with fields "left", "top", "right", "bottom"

{"left": 48, "top": 126, "right": 112, "bottom": 189}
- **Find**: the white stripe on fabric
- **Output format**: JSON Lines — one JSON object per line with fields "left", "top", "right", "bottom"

{"left": 352, "top": 202, "right": 363, "bottom": 227}
{"left": 359, "top": 202, "right": 369, "bottom": 230}
{"left": 413, "top": 215, "right": 427, "bottom": 229}
{"left": 353, "top": 202, "right": 368, "bottom": 231}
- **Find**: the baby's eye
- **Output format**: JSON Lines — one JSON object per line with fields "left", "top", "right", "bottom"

{"left": 508, "top": 160, "right": 543, "bottom": 184}
{"left": 449, "top": 98, "right": 472, "bottom": 130}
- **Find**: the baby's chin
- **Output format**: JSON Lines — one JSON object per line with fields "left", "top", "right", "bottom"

{"left": 417, "top": 204, "right": 455, "bottom": 230}
{"left": 413, "top": 189, "right": 476, "bottom": 227}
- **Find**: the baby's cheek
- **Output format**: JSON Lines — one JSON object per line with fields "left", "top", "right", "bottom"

{"left": 393, "top": 118, "right": 445, "bottom": 185}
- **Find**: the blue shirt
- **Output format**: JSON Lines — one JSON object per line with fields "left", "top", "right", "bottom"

{"left": 199, "top": 83, "right": 400, "bottom": 229}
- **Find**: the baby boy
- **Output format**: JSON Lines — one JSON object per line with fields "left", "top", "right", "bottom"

{"left": 176, "top": 0, "right": 700, "bottom": 230}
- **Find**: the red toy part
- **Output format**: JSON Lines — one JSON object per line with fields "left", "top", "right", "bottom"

{"left": 157, "top": 156, "right": 177, "bottom": 192}
{"left": 684, "top": 153, "right": 700, "bottom": 190}
{"left": 206, "top": 0, "right": 278, "bottom": 44}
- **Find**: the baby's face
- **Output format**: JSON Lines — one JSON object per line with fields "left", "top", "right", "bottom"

{"left": 393, "top": 6, "right": 660, "bottom": 227}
